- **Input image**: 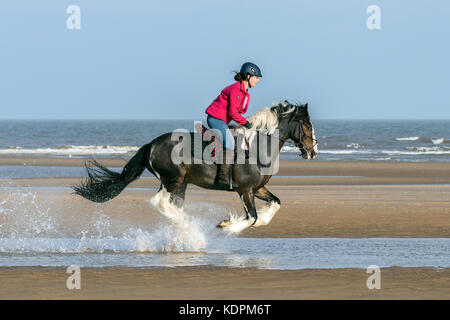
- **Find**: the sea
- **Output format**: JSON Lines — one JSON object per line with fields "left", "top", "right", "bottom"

{"left": 0, "top": 119, "right": 449, "bottom": 162}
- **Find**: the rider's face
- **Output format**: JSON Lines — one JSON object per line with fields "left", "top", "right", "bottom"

{"left": 248, "top": 75, "right": 259, "bottom": 87}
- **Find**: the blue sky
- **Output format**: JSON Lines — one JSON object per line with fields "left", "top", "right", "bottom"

{"left": 0, "top": 0, "right": 449, "bottom": 119}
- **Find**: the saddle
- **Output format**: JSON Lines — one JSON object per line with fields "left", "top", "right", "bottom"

{"left": 194, "top": 123, "right": 238, "bottom": 161}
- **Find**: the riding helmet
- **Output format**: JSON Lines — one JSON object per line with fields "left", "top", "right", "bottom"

{"left": 240, "top": 62, "right": 263, "bottom": 78}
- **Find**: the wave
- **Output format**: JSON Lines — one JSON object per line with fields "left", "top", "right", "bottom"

{"left": 281, "top": 146, "right": 300, "bottom": 153}
{"left": 3, "top": 144, "right": 450, "bottom": 158}
{"left": 385, "top": 147, "right": 450, "bottom": 155}
{"left": 318, "top": 150, "right": 374, "bottom": 155}
{"left": 346, "top": 143, "right": 362, "bottom": 149}
{"left": 0, "top": 145, "right": 139, "bottom": 155}
{"left": 432, "top": 138, "right": 445, "bottom": 145}
{"left": 396, "top": 137, "right": 420, "bottom": 141}
{"left": 406, "top": 146, "right": 450, "bottom": 151}
{"left": 281, "top": 145, "right": 450, "bottom": 156}
{"left": 282, "top": 147, "right": 374, "bottom": 154}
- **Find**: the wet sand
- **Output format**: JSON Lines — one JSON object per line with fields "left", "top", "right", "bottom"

{"left": 0, "top": 158, "right": 449, "bottom": 299}
{"left": 1, "top": 183, "right": 449, "bottom": 238}
{"left": 1, "top": 159, "right": 449, "bottom": 238}
{"left": 0, "top": 266, "right": 448, "bottom": 299}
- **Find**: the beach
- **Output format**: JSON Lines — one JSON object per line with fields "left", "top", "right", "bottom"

{"left": 0, "top": 159, "right": 449, "bottom": 299}
{"left": 1, "top": 266, "right": 449, "bottom": 300}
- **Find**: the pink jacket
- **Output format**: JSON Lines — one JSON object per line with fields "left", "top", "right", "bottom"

{"left": 205, "top": 81, "right": 250, "bottom": 125}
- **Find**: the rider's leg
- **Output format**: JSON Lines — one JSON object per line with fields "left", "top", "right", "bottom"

{"left": 216, "top": 148, "right": 235, "bottom": 189}
{"left": 207, "top": 115, "right": 235, "bottom": 189}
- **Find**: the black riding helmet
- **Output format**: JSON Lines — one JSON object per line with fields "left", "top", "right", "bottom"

{"left": 240, "top": 62, "right": 262, "bottom": 88}
{"left": 240, "top": 62, "right": 262, "bottom": 78}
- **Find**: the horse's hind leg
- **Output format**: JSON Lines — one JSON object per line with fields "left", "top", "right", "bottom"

{"left": 149, "top": 179, "right": 186, "bottom": 222}
{"left": 170, "top": 182, "right": 187, "bottom": 209}
{"left": 150, "top": 181, "right": 205, "bottom": 250}
{"left": 253, "top": 186, "right": 281, "bottom": 227}
{"left": 149, "top": 159, "right": 187, "bottom": 216}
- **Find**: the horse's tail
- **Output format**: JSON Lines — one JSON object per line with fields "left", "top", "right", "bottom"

{"left": 72, "top": 143, "right": 152, "bottom": 203}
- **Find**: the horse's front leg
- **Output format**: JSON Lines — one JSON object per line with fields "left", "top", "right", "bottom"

{"left": 241, "top": 190, "right": 258, "bottom": 224}
{"left": 217, "top": 190, "right": 258, "bottom": 234}
{"left": 253, "top": 186, "right": 281, "bottom": 227}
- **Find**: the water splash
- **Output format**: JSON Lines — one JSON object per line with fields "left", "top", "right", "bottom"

{"left": 0, "top": 188, "right": 57, "bottom": 238}
{"left": 148, "top": 187, "right": 228, "bottom": 252}
{"left": 0, "top": 186, "right": 227, "bottom": 254}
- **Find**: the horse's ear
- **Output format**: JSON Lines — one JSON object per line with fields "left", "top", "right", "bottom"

{"left": 305, "top": 103, "right": 308, "bottom": 110}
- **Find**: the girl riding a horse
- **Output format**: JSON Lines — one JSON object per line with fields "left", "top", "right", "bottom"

{"left": 205, "top": 62, "right": 262, "bottom": 189}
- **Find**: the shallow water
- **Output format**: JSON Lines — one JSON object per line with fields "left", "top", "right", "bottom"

{"left": 0, "top": 165, "right": 362, "bottom": 179}
{"left": 0, "top": 166, "right": 152, "bottom": 179}
{"left": 0, "top": 237, "right": 448, "bottom": 270}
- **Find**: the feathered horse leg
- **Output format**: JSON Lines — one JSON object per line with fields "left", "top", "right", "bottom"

{"left": 217, "top": 190, "right": 258, "bottom": 234}
{"left": 252, "top": 187, "right": 281, "bottom": 226}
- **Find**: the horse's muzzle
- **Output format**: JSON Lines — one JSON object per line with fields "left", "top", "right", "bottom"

{"left": 300, "top": 149, "right": 318, "bottom": 160}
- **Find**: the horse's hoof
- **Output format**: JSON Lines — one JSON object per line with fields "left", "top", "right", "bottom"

{"left": 217, "top": 220, "right": 231, "bottom": 228}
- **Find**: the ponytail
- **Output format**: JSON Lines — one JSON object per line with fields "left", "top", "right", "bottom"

{"left": 234, "top": 71, "right": 248, "bottom": 82}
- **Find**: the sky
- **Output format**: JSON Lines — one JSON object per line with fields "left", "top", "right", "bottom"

{"left": 0, "top": 0, "right": 449, "bottom": 120}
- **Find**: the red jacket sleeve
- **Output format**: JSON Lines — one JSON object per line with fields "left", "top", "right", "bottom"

{"left": 228, "top": 88, "right": 248, "bottom": 125}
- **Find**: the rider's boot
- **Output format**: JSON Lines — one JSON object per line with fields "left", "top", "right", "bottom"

{"left": 216, "top": 149, "right": 235, "bottom": 190}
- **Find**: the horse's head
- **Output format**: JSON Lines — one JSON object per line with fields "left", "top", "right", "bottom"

{"left": 271, "top": 100, "right": 318, "bottom": 159}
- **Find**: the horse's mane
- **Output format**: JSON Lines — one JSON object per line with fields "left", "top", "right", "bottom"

{"left": 246, "top": 107, "right": 278, "bottom": 135}
{"left": 245, "top": 100, "right": 297, "bottom": 135}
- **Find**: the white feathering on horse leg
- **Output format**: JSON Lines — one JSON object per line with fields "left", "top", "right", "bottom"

{"left": 149, "top": 187, "right": 184, "bottom": 221}
{"left": 149, "top": 186, "right": 206, "bottom": 251}
{"left": 221, "top": 211, "right": 253, "bottom": 234}
{"left": 253, "top": 202, "right": 280, "bottom": 227}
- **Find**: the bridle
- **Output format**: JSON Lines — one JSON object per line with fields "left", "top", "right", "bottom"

{"left": 296, "top": 119, "right": 318, "bottom": 151}
{"left": 275, "top": 105, "right": 317, "bottom": 156}
{"left": 294, "top": 120, "right": 318, "bottom": 157}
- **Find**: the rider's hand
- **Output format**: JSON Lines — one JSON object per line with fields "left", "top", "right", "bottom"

{"left": 244, "top": 121, "right": 252, "bottom": 129}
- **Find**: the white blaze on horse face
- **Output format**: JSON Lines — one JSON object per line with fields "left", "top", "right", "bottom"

{"left": 311, "top": 123, "right": 318, "bottom": 156}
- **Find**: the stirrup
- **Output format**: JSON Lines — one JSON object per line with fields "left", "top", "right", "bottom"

{"left": 228, "top": 166, "right": 233, "bottom": 190}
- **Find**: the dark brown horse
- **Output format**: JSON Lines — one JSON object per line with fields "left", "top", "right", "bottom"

{"left": 72, "top": 101, "right": 318, "bottom": 233}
